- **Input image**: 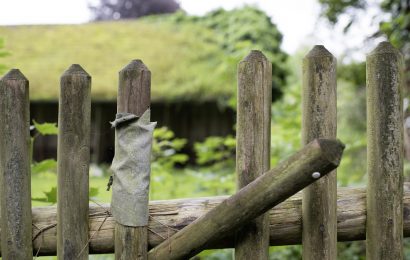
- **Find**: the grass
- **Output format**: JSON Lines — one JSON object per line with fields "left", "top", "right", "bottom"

{"left": 0, "top": 19, "right": 236, "bottom": 103}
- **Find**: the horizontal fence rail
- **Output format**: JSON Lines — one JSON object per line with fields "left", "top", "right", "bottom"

{"left": 0, "top": 185, "right": 406, "bottom": 256}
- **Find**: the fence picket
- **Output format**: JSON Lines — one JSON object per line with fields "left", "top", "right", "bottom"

{"left": 302, "top": 45, "right": 337, "bottom": 259}
{"left": 57, "top": 64, "right": 91, "bottom": 260}
{"left": 0, "top": 69, "right": 33, "bottom": 259}
{"left": 235, "top": 50, "right": 271, "bottom": 259}
{"left": 366, "top": 41, "right": 404, "bottom": 259}
{"left": 115, "top": 59, "right": 151, "bottom": 260}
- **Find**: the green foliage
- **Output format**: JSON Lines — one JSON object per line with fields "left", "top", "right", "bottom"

{"left": 269, "top": 245, "right": 301, "bottom": 259}
{"left": 160, "top": 7, "right": 288, "bottom": 104}
{"left": 30, "top": 121, "right": 101, "bottom": 205}
{"left": 337, "top": 241, "right": 365, "bottom": 260}
{"left": 152, "top": 126, "right": 189, "bottom": 168}
{"left": 194, "top": 135, "right": 235, "bottom": 169}
{"left": 33, "top": 120, "right": 58, "bottom": 135}
{"left": 32, "top": 187, "right": 57, "bottom": 204}
{"left": 318, "top": 0, "right": 410, "bottom": 51}
{"left": 379, "top": 0, "right": 410, "bottom": 48}
{"left": 0, "top": 37, "right": 9, "bottom": 74}
{"left": 318, "top": 0, "right": 365, "bottom": 24}
{"left": 337, "top": 61, "right": 366, "bottom": 89}
{"left": 31, "top": 159, "right": 57, "bottom": 175}
{"left": 32, "top": 186, "right": 100, "bottom": 204}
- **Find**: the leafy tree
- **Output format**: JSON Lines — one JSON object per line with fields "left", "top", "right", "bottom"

{"left": 318, "top": 0, "right": 410, "bottom": 164}
{"left": 318, "top": 0, "right": 410, "bottom": 90}
{"left": 90, "top": 0, "right": 180, "bottom": 21}
{"left": 162, "top": 6, "right": 288, "bottom": 102}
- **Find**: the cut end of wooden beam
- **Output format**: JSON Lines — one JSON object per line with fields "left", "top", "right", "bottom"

{"left": 316, "top": 138, "right": 345, "bottom": 167}
{"left": 120, "top": 59, "right": 149, "bottom": 72}
{"left": 369, "top": 41, "right": 401, "bottom": 56}
{"left": 305, "top": 45, "right": 334, "bottom": 58}
{"left": 61, "top": 64, "right": 91, "bottom": 78}
{"left": 1, "top": 69, "right": 28, "bottom": 81}
{"left": 242, "top": 50, "right": 268, "bottom": 62}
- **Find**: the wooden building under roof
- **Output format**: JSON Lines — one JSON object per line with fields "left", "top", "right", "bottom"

{"left": 0, "top": 21, "right": 237, "bottom": 162}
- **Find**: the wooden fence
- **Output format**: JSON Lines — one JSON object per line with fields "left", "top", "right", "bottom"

{"left": 0, "top": 41, "right": 405, "bottom": 259}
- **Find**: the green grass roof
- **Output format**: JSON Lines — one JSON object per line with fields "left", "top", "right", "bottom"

{"left": 0, "top": 20, "right": 235, "bottom": 102}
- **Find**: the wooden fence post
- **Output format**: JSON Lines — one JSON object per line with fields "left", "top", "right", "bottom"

{"left": 235, "top": 50, "right": 271, "bottom": 259}
{"left": 115, "top": 59, "right": 151, "bottom": 260}
{"left": 302, "top": 45, "right": 337, "bottom": 259}
{"left": 0, "top": 69, "right": 32, "bottom": 259}
{"left": 57, "top": 64, "right": 91, "bottom": 260}
{"left": 366, "top": 41, "right": 404, "bottom": 259}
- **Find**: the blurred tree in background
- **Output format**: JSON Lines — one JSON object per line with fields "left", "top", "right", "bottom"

{"left": 162, "top": 7, "right": 288, "bottom": 102}
{"left": 90, "top": 0, "right": 180, "bottom": 21}
{"left": 318, "top": 0, "right": 409, "bottom": 44}
{"left": 318, "top": 0, "right": 409, "bottom": 90}
{"left": 318, "top": 0, "right": 410, "bottom": 172}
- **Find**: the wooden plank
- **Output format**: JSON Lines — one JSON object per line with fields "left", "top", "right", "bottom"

{"left": 302, "top": 45, "right": 337, "bottom": 259}
{"left": 4, "top": 183, "right": 410, "bottom": 256}
{"left": 235, "top": 50, "right": 271, "bottom": 259}
{"left": 0, "top": 69, "right": 32, "bottom": 259}
{"left": 115, "top": 59, "right": 151, "bottom": 260}
{"left": 366, "top": 41, "right": 404, "bottom": 259}
{"left": 148, "top": 139, "right": 345, "bottom": 260}
{"left": 57, "top": 64, "right": 91, "bottom": 260}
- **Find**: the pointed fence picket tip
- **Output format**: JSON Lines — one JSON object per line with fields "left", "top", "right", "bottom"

{"left": 305, "top": 45, "right": 334, "bottom": 58}
{"left": 242, "top": 50, "right": 268, "bottom": 62}
{"left": 120, "top": 59, "right": 149, "bottom": 73}
{"left": 368, "top": 41, "right": 402, "bottom": 56}
{"left": 61, "top": 64, "right": 91, "bottom": 78}
{"left": 1, "top": 68, "right": 28, "bottom": 81}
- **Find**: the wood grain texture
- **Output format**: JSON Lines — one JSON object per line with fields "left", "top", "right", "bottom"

{"left": 235, "top": 50, "right": 271, "bottom": 259}
{"left": 148, "top": 139, "right": 345, "bottom": 260}
{"left": 0, "top": 69, "right": 33, "bottom": 259}
{"left": 366, "top": 41, "right": 404, "bottom": 260}
{"left": 57, "top": 64, "right": 91, "bottom": 260}
{"left": 117, "top": 59, "right": 150, "bottom": 117}
{"left": 302, "top": 45, "right": 337, "bottom": 260}
{"left": 115, "top": 59, "right": 151, "bottom": 260}
{"left": 4, "top": 183, "right": 410, "bottom": 256}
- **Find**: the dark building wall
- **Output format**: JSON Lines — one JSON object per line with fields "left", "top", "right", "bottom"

{"left": 30, "top": 101, "right": 235, "bottom": 163}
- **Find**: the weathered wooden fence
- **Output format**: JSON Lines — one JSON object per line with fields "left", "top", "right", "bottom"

{"left": 0, "top": 41, "right": 405, "bottom": 259}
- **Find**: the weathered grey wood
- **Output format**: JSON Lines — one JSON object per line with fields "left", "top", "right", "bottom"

{"left": 366, "top": 41, "right": 404, "bottom": 260}
{"left": 57, "top": 64, "right": 91, "bottom": 260}
{"left": 302, "top": 45, "right": 337, "bottom": 260}
{"left": 115, "top": 59, "right": 151, "bottom": 260}
{"left": 0, "top": 69, "right": 33, "bottom": 259}
{"left": 115, "top": 223, "right": 148, "bottom": 260}
{"left": 235, "top": 50, "right": 271, "bottom": 259}
{"left": 117, "top": 59, "right": 150, "bottom": 116}
{"left": 4, "top": 183, "right": 410, "bottom": 256}
{"left": 148, "top": 139, "right": 344, "bottom": 260}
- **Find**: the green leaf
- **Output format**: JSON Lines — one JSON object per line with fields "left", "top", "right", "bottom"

{"left": 33, "top": 120, "right": 58, "bottom": 136}
{"left": 44, "top": 187, "right": 57, "bottom": 203}
{"left": 32, "top": 187, "right": 58, "bottom": 204}
{"left": 90, "top": 187, "right": 99, "bottom": 198}
{"left": 31, "top": 159, "right": 57, "bottom": 174}
{"left": 32, "top": 186, "right": 100, "bottom": 205}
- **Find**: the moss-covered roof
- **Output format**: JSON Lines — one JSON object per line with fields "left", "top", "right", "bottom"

{"left": 0, "top": 20, "right": 235, "bottom": 102}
